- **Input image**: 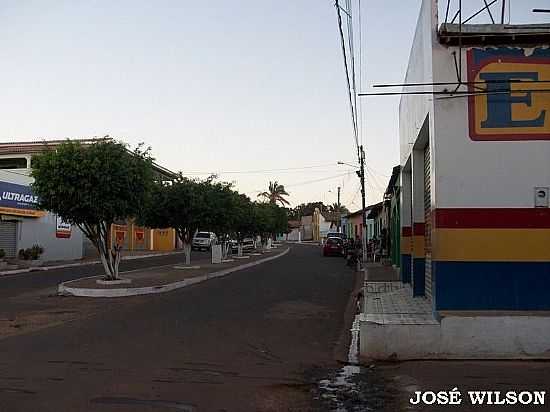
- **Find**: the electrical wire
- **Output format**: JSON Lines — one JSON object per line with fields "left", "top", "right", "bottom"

{"left": 179, "top": 162, "right": 347, "bottom": 175}
{"left": 335, "top": 0, "right": 360, "bottom": 161}
{"left": 358, "top": 0, "right": 364, "bottom": 148}
{"left": 285, "top": 171, "right": 353, "bottom": 188}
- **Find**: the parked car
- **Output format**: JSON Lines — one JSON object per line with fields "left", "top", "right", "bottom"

{"left": 325, "top": 232, "right": 346, "bottom": 241}
{"left": 322, "top": 237, "right": 345, "bottom": 257}
{"left": 192, "top": 231, "right": 217, "bottom": 251}
{"left": 323, "top": 231, "right": 347, "bottom": 246}
{"left": 230, "top": 237, "right": 255, "bottom": 253}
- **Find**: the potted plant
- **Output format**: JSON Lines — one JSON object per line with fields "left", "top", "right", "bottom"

{"left": 29, "top": 244, "right": 44, "bottom": 267}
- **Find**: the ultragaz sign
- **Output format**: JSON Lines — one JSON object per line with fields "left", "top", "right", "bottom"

{"left": 467, "top": 47, "right": 550, "bottom": 141}
{"left": 0, "top": 180, "right": 45, "bottom": 217}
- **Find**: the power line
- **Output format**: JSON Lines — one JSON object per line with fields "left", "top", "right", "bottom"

{"left": 365, "top": 163, "right": 390, "bottom": 178}
{"left": 285, "top": 171, "right": 353, "bottom": 188}
{"left": 335, "top": 0, "right": 360, "bottom": 161}
{"left": 358, "top": 0, "right": 364, "bottom": 148}
{"left": 346, "top": 0, "right": 359, "bottom": 146}
{"left": 179, "top": 162, "right": 347, "bottom": 175}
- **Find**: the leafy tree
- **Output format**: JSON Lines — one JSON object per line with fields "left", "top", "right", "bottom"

{"left": 288, "top": 201, "right": 326, "bottom": 220}
{"left": 231, "top": 193, "right": 256, "bottom": 255}
{"left": 252, "top": 202, "right": 288, "bottom": 246}
{"left": 141, "top": 176, "right": 207, "bottom": 265}
{"left": 328, "top": 203, "right": 350, "bottom": 216}
{"left": 31, "top": 140, "right": 154, "bottom": 280}
{"left": 257, "top": 181, "right": 290, "bottom": 206}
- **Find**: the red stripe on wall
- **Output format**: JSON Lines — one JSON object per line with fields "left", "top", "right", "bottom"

{"left": 435, "top": 208, "right": 550, "bottom": 229}
{"left": 413, "top": 223, "right": 425, "bottom": 235}
{"left": 402, "top": 227, "right": 412, "bottom": 237}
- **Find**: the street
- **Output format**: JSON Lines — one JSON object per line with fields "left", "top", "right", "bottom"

{"left": 0, "top": 244, "right": 360, "bottom": 411}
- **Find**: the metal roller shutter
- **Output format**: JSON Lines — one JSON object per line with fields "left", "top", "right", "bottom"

{"left": 424, "top": 144, "right": 432, "bottom": 301}
{"left": 0, "top": 221, "right": 17, "bottom": 257}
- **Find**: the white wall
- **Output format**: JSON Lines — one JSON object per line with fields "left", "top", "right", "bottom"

{"left": 432, "top": 46, "right": 550, "bottom": 208}
{"left": 399, "top": 0, "right": 437, "bottom": 167}
{"left": 400, "top": 1, "right": 550, "bottom": 209}
{"left": 0, "top": 170, "right": 84, "bottom": 260}
{"left": 19, "top": 214, "right": 84, "bottom": 261}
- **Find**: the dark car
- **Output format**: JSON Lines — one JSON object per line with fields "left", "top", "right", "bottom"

{"left": 322, "top": 237, "right": 344, "bottom": 257}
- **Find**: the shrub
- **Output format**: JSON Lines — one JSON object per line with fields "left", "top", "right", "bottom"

{"left": 0, "top": 249, "right": 5, "bottom": 259}
{"left": 30, "top": 244, "right": 43, "bottom": 260}
{"left": 18, "top": 249, "right": 31, "bottom": 260}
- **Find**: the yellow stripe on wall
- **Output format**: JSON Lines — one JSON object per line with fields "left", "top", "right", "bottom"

{"left": 433, "top": 229, "right": 550, "bottom": 262}
{"left": 412, "top": 236, "right": 425, "bottom": 258}
{"left": 401, "top": 236, "right": 412, "bottom": 254}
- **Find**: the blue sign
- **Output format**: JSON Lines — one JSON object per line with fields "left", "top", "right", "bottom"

{"left": 0, "top": 181, "right": 40, "bottom": 212}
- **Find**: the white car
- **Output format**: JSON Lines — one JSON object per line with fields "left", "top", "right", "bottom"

{"left": 192, "top": 231, "right": 217, "bottom": 251}
{"left": 230, "top": 237, "right": 255, "bottom": 253}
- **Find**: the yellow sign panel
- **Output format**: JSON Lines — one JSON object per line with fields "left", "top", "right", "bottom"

{"left": 0, "top": 206, "right": 46, "bottom": 218}
{"left": 467, "top": 48, "right": 550, "bottom": 141}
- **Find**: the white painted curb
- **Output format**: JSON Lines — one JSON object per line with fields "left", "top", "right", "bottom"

{"left": 0, "top": 250, "right": 188, "bottom": 277}
{"left": 58, "top": 247, "right": 290, "bottom": 298}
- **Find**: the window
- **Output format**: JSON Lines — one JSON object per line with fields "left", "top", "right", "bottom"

{"left": 0, "top": 157, "right": 27, "bottom": 169}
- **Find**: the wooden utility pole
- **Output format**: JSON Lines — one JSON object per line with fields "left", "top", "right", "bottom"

{"left": 359, "top": 145, "right": 367, "bottom": 268}
{"left": 337, "top": 186, "right": 341, "bottom": 231}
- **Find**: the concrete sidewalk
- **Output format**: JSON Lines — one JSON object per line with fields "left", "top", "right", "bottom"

{"left": 0, "top": 249, "right": 187, "bottom": 277}
{"left": 59, "top": 247, "right": 290, "bottom": 297}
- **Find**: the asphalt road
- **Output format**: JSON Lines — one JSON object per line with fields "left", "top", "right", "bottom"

{"left": 0, "top": 244, "right": 358, "bottom": 411}
{"left": 0, "top": 250, "right": 211, "bottom": 299}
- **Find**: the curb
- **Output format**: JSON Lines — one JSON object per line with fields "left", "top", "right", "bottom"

{"left": 0, "top": 250, "right": 188, "bottom": 277}
{"left": 58, "top": 247, "right": 290, "bottom": 298}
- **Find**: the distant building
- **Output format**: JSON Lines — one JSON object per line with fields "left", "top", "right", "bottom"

{"left": 343, "top": 203, "right": 382, "bottom": 241}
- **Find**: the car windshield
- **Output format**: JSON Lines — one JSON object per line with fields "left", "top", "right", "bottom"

{"left": 327, "top": 238, "right": 342, "bottom": 245}
{"left": 195, "top": 232, "right": 210, "bottom": 238}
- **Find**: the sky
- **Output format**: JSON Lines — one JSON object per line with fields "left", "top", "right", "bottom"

{"left": 0, "top": 0, "right": 547, "bottom": 210}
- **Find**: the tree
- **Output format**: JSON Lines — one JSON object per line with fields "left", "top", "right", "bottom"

{"left": 288, "top": 201, "right": 325, "bottom": 220}
{"left": 231, "top": 193, "right": 255, "bottom": 256}
{"left": 141, "top": 175, "right": 207, "bottom": 265}
{"left": 252, "top": 202, "right": 288, "bottom": 246}
{"left": 257, "top": 181, "right": 290, "bottom": 206}
{"left": 31, "top": 140, "right": 154, "bottom": 280}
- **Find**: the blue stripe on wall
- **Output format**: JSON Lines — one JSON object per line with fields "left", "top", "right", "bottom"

{"left": 434, "top": 261, "right": 550, "bottom": 311}
{"left": 413, "top": 258, "right": 425, "bottom": 297}
{"left": 401, "top": 254, "right": 411, "bottom": 284}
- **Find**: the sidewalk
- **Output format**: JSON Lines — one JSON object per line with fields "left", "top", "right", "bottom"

{"left": 0, "top": 249, "right": 187, "bottom": 277}
{"left": 59, "top": 246, "right": 290, "bottom": 297}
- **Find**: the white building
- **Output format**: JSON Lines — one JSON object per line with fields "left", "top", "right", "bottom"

{"left": 361, "top": 0, "right": 550, "bottom": 359}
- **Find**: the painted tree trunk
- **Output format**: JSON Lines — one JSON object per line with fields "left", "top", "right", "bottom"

{"left": 183, "top": 242, "right": 191, "bottom": 265}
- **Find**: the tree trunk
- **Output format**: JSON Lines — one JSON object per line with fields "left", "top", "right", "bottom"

{"left": 87, "top": 221, "right": 120, "bottom": 281}
{"left": 184, "top": 242, "right": 191, "bottom": 265}
{"left": 177, "top": 228, "right": 192, "bottom": 265}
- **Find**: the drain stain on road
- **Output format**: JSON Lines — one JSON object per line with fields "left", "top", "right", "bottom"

{"left": 91, "top": 397, "right": 197, "bottom": 411}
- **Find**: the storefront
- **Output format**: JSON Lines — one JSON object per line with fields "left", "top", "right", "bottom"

{"left": 0, "top": 178, "right": 84, "bottom": 260}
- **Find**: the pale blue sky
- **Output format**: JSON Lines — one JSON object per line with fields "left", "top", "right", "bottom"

{"left": 0, "top": 1, "right": 547, "bottom": 209}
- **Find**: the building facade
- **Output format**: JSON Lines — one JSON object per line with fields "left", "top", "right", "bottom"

{"left": 0, "top": 140, "right": 178, "bottom": 261}
{"left": 399, "top": 1, "right": 550, "bottom": 312}
{"left": 363, "top": 0, "right": 550, "bottom": 358}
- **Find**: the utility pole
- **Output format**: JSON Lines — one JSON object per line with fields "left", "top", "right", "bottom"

{"left": 337, "top": 186, "right": 341, "bottom": 232}
{"left": 359, "top": 145, "right": 367, "bottom": 268}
